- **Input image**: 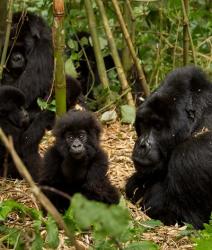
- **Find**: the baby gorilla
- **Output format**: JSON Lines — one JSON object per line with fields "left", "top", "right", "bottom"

{"left": 0, "top": 86, "right": 54, "bottom": 180}
{"left": 39, "top": 110, "right": 120, "bottom": 211}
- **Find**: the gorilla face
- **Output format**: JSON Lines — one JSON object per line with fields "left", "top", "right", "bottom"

{"left": 65, "top": 130, "right": 87, "bottom": 159}
{"left": 132, "top": 92, "right": 196, "bottom": 172}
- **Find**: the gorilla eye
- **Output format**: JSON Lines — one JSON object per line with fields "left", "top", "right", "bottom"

{"left": 79, "top": 131, "right": 87, "bottom": 140}
{"left": 153, "top": 122, "right": 163, "bottom": 131}
{"left": 66, "top": 133, "right": 74, "bottom": 141}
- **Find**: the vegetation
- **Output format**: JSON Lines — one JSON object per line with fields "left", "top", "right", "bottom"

{"left": 0, "top": 0, "right": 211, "bottom": 249}
{"left": 10, "top": 0, "right": 212, "bottom": 113}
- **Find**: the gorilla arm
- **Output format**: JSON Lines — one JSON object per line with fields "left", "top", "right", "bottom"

{"left": 82, "top": 149, "right": 120, "bottom": 204}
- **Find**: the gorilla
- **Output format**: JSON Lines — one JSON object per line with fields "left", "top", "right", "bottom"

{"left": 0, "top": 86, "right": 53, "bottom": 180}
{"left": 39, "top": 109, "right": 120, "bottom": 211}
{"left": 1, "top": 12, "right": 84, "bottom": 121}
{"left": 125, "top": 66, "right": 212, "bottom": 229}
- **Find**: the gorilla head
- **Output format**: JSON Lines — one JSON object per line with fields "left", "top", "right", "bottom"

{"left": 133, "top": 66, "right": 212, "bottom": 173}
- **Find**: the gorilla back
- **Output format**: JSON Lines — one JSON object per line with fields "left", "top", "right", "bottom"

{"left": 125, "top": 66, "right": 212, "bottom": 228}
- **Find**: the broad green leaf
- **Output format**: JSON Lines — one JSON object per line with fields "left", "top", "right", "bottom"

{"left": 65, "top": 57, "right": 78, "bottom": 78}
{"left": 120, "top": 105, "right": 136, "bottom": 124}
{"left": 125, "top": 241, "right": 158, "bottom": 250}
{"left": 31, "top": 233, "right": 43, "bottom": 250}
{"left": 196, "top": 238, "right": 212, "bottom": 250}
{"left": 45, "top": 215, "right": 59, "bottom": 248}
{"left": 141, "top": 219, "right": 163, "bottom": 229}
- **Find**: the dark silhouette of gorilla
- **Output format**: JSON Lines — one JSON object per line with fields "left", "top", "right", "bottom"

{"left": 125, "top": 66, "right": 212, "bottom": 229}
{"left": 39, "top": 109, "right": 120, "bottom": 211}
{"left": 1, "top": 12, "right": 83, "bottom": 120}
{"left": 0, "top": 86, "right": 54, "bottom": 181}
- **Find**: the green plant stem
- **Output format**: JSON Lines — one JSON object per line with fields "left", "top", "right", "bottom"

{"left": 95, "top": 0, "right": 134, "bottom": 106}
{"left": 53, "top": 0, "right": 66, "bottom": 117}
{"left": 181, "top": 0, "right": 197, "bottom": 65}
{"left": 111, "top": 0, "right": 150, "bottom": 97}
{"left": 0, "top": 0, "right": 13, "bottom": 81}
{"left": 84, "top": 0, "right": 110, "bottom": 92}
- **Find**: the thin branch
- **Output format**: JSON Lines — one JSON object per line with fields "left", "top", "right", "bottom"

{"left": 182, "top": 0, "right": 189, "bottom": 65}
{"left": 84, "top": 0, "right": 110, "bottom": 91}
{"left": 95, "top": 0, "right": 134, "bottom": 106}
{"left": 181, "top": 0, "right": 197, "bottom": 65}
{"left": 111, "top": 0, "right": 150, "bottom": 97}
{"left": 0, "top": 0, "right": 13, "bottom": 80}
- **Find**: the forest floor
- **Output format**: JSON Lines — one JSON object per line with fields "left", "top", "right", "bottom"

{"left": 0, "top": 122, "right": 195, "bottom": 249}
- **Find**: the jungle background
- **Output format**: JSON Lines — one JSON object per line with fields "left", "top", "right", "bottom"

{"left": 0, "top": 0, "right": 211, "bottom": 249}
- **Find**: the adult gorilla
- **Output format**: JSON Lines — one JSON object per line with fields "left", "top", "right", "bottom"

{"left": 1, "top": 12, "right": 83, "bottom": 120}
{"left": 125, "top": 66, "right": 212, "bottom": 229}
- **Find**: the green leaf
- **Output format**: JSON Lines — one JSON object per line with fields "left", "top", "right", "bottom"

{"left": 69, "top": 194, "right": 130, "bottom": 240}
{"left": 196, "top": 238, "right": 212, "bottom": 250}
{"left": 141, "top": 219, "right": 163, "bottom": 229}
{"left": 45, "top": 215, "right": 59, "bottom": 248}
{"left": 125, "top": 241, "right": 158, "bottom": 250}
{"left": 65, "top": 57, "right": 78, "bottom": 78}
{"left": 31, "top": 232, "right": 43, "bottom": 250}
{"left": 120, "top": 105, "right": 136, "bottom": 124}
{"left": 0, "top": 200, "right": 26, "bottom": 220}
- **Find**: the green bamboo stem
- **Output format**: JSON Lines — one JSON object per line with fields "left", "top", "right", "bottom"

{"left": 0, "top": 0, "right": 13, "bottom": 81}
{"left": 181, "top": 0, "right": 197, "bottom": 65}
{"left": 95, "top": 0, "right": 134, "bottom": 106}
{"left": 84, "top": 0, "right": 110, "bottom": 92}
{"left": 0, "top": 0, "right": 7, "bottom": 56}
{"left": 111, "top": 0, "right": 150, "bottom": 97}
{"left": 182, "top": 0, "right": 189, "bottom": 65}
{"left": 53, "top": 0, "right": 66, "bottom": 117}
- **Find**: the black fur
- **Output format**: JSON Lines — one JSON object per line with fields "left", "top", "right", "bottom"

{"left": 39, "top": 110, "right": 120, "bottom": 211}
{"left": 125, "top": 66, "right": 212, "bottom": 229}
{"left": 2, "top": 12, "right": 84, "bottom": 120}
{"left": 0, "top": 86, "right": 53, "bottom": 180}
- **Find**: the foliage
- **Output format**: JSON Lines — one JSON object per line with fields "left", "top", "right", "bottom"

{"left": 12, "top": 0, "right": 212, "bottom": 111}
{"left": 194, "top": 217, "right": 212, "bottom": 250}
{"left": 0, "top": 195, "right": 162, "bottom": 249}
{"left": 0, "top": 200, "right": 59, "bottom": 249}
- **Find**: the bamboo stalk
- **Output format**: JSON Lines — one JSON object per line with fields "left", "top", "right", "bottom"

{"left": 182, "top": 0, "right": 189, "bottom": 65}
{"left": 53, "top": 0, "right": 66, "bottom": 116}
{"left": 181, "top": 0, "right": 197, "bottom": 65}
{"left": 0, "top": 0, "right": 13, "bottom": 81}
{"left": 0, "top": 0, "right": 7, "bottom": 56}
{"left": 122, "top": 1, "right": 133, "bottom": 77}
{"left": 95, "top": 0, "right": 134, "bottom": 106}
{"left": 84, "top": 0, "right": 110, "bottom": 91}
{"left": 111, "top": 0, "right": 150, "bottom": 97}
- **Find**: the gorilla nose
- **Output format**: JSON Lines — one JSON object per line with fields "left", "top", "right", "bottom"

{"left": 14, "top": 54, "right": 22, "bottom": 61}
{"left": 72, "top": 141, "right": 83, "bottom": 152}
{"left": 139, "top": 138, "right": 151, "bottom": 154}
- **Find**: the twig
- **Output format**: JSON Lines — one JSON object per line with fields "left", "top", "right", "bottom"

{"left": 0, "top": 0, "right": 14, "bottom": 80}
{"left": 95, "top": 0, "right": 134, "bottom": 106}
{"left": 181, "top": 0, "right": 197, "bottom": 64}
{"left": 111, "top": 0, "right": 150, "bottom": 97}
{"left": 40, "top": 185, "right": 71, "bottom": 200}
{"left": 84, "top": 0, "right": 110, "bottom": 92}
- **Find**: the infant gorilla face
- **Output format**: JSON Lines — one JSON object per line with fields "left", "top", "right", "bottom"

{"left": 65, "top": 130, "right": 87, "bottom": 159}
